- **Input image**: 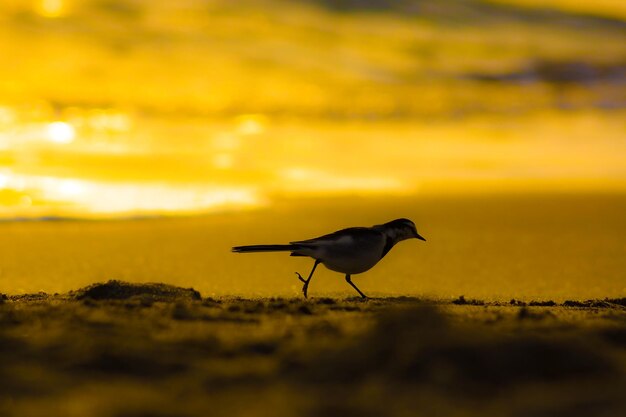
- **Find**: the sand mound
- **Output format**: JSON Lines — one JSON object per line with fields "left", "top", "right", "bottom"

{"left": 70, "top": 280, "right": 201, "bottom": 301}
{"left": 290, "top": 306, "right": 617, "bottom": 394}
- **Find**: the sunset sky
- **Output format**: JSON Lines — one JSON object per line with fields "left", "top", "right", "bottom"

{"left": 1, "top": 0, "right": 624, "bottom": 218}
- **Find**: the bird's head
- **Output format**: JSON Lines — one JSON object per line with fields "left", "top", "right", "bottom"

{"left": 378, "top": 218, "right": 426, "bottom": 243}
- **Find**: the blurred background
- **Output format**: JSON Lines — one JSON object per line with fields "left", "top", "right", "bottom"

{"left": 1, "top": 0, "right": 624, "bottom": 217}
{"left": 0, "top": 0, "right": 625, "bottom": 298}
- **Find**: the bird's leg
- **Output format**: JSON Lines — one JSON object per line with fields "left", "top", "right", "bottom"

{"left": 345, "top": 274, "right": 367, "bottom": 299}
{"left": 295, "top": 272, "right": 307, "bottom": 284}
{"left": 295, "top": 259, "right": 320, "bottom": 299}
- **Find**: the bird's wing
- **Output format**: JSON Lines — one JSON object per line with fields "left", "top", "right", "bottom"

{"left": 291, "top": 227, "right": 387, "bottom": 266}
{"left": 289, "top": 227, "right": 372, "bottom": 246}
{"left": 291, "top": 227, "right": 384, "bottom": 249}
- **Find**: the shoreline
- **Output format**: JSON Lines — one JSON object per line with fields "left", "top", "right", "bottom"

{"left": 2, "top": 280, "right": 625, "bottom": 309}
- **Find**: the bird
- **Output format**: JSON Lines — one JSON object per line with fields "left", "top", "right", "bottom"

{"left": 231, "top": 218, "right": 426, "bottom": 299}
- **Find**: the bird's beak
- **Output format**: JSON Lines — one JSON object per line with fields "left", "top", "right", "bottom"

{"left": 415, "top": 232, "right": 426, "bottom": 241}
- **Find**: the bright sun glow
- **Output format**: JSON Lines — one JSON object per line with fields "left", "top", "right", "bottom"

{"left": 57, "top": 179, "right": 85, "bottom": 197}
{"left": 0, "top": 172, "right": 9, "bottom": 189}
{"left": 235, "top": 115, "right": 266, "bottom": 136}
{"left": 47, "top": 121, "right": 76, "bottom": 144}
{"left": 37, "top": 0, "right": 64, "bottom": 18}
{"left": 0, "top": 173, "right": 262, "bottom": 217}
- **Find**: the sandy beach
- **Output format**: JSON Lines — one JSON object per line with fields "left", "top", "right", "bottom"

{"left": 2, "top": 193, "right": 625, "bottom": 300}
{"left": 1, "top": 280, "right": 625, "bottom": 417}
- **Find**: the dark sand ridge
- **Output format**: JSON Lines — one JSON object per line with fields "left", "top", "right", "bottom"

{"left": 3, "top": 279, "right": 625, "bottom": 307}
{"left": 1, "top": 281, "right": 625, "bottom": 417}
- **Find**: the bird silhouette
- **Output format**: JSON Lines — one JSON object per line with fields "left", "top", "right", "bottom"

{"left": 232, "top": 218, "right": 426, "bottom": 298}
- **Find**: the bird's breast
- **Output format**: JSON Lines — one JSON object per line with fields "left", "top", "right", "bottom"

{"left": 319, "top": 236, "right": 386, "bottom": 275}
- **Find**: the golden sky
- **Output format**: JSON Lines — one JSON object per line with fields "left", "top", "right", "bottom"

{"left": 1, "top": 0, "right": 625, "bottom": 218}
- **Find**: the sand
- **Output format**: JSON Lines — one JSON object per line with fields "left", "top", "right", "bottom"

{"left": 1, "top": 280, "right": 625, "bottom": 417}
{"left": 1, "top": 194, "right": 625, "bottom": 301}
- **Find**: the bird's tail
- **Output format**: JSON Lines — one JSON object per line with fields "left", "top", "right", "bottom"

{"left": 231, "top": 244, "right": 297, "bottom": 253}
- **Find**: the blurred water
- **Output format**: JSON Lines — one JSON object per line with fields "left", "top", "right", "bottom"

{"left": 1, "top": 111, "right": 625, "bottom": 218}
{"left": 1, "top": 1, "right": 625, "bottom": 218}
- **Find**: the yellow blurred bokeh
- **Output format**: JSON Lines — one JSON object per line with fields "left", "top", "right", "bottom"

{"left": 0, "top": 0, "right": 624, "bottom": 218}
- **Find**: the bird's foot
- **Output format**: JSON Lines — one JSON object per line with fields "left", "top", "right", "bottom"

{"left": 295, "top": 272, "right": 307, "bottom": 284}
{"left": 295, "top": 272, "right": 310, "bottom": 298}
